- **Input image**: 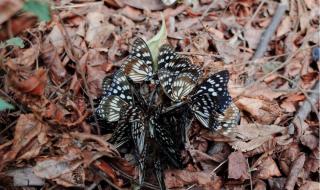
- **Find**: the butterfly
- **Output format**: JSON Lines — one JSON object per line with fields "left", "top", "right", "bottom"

{"left": 190, "top": 70, "right": 239, "bottom": 133}
{"left": 158, "top": 45, "right": 203, "bottom": 102}
{"left": 121, "top": 38, "right": 153, "bottom": 83}
{"left": 96, "top": 70, "right": 133, "bottom": 122}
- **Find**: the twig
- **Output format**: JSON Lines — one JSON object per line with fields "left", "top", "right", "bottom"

{"left": 93, "top": 167, "right": 127, "bottom": 190}
{"left": 294, "top": 80, "right": 319, "bottom": 121}
{"left": 278, "top": 76, "right": 319, "bottom": 120}
{"left": 55, "top": 11, "right": 100, "bottom": 134}
{"left": 53, "top": 1, "right": 103, "bottom": 9}
{"left": 187, "top": 159, "right": 228, "bottom": 190}
{"left": 252, "top": 0, "right": 288, "bottom": 60}
{"left": 236, "top": 34, "right": 317, "bottom": 98}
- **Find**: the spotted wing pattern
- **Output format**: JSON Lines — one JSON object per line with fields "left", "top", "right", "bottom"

{"left": 158, "top": 45, "right": 203, "bottom": 102}
{"left": 121, "top": 37, "right": 153, "bottom": 82}
{"left": 128, "top": 108, "right": 147, "bottom": 185}
{"left": 190, "top": 70, "right": 239, "bottom": 132}
{"left": 96, "top": 70, "right": 133, "bottom": 122}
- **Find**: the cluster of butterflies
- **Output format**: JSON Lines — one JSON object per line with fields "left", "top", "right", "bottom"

{"left": 95, "top": 38, "right": 240, "bottom": 189}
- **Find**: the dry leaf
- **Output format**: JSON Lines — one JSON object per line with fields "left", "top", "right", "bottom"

{"left": 254, "top": 156, "right": 281, "bottom": 179}
{"left": 0, "top": 114, "right": 48, "bottom": 170}
{"left": 228, "top": 151, "right": 249, "bottom": 180}
{"left": 85, "top": 12, "right": 115, "bottom": 48}
{"left": 236, "top": 97, "right": 282, "bottom": 124}
{"left": 230, "top": 124, "right": 286, "bottom": 152}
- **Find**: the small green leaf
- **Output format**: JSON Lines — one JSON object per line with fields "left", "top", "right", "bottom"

{"left": 147, "top": 15, "right": 167, "bottom": 72}
{"left": 5, "top": 37, "right": 25, "bottom": 48}
{"left": 23, "top": 0, "right": 51, "bottom": 22}
{"left": 0, "top": 97, "right": 14, "bottom": 111}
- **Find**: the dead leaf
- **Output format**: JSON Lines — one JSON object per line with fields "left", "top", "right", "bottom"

{"left": 215, "top": 40, "right": 241, "bottom": 64}
{"left": 41, "top": 42, "right": 67, "bottom": 85}
{"left": 300, "top": 180, "right": 320, "bottom": 190}
{"left": 0, "top": 114, "right": 48, "bottom": 170}
{"left": 228, "top": 151, "right": 249, "bottom": 180}
{"left": 52, "top": 165, "right": 85, "bottom": 187}
{"left": 6, "top": 167, "right": 44, "bottom": 186}
{"left": 123, "top": 0, "right": 166, "bottom": 11}
{"left": 165, "top": 169, "right": 221, "bottom": 189}
{"left": 236, "top": 97, "right": 282, "bottom": 124}
{"left": 300, "top": 134, "right": 318, "bottom": 150}
{"left": 9, "top": 68, "right": 47, "bottom": 96}
{"left": 85, "top": 12, "right": 115, "bottom": 48}
{"left": 230, "top": 124, "right": 286, "bottom": 152}
{"left": 244, "top": 25, "right": 264, "bottom": 49}
{"left": 120, "top": 6, "right": 145, "bottom": 21}
{"left": 254, "top": 156, "right": 281, "bottom": 179}
{"left": 33, "top": 154, "right": 82, "bottom": 179}
{"left": 0, "top": 0, "right": 22, "bottom": 25}
{"left": 276, "top": 16, "right": 291, "bottom": 37}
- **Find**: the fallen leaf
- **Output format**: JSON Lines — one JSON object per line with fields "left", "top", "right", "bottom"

{"left": 9, "top": 68, "right": 47, "bottom": 96}
{"left": 228, "top": 151, "right": 249, "bottom": 180}
{"left": 230, "top": 124, "right": 286, "bottom": 152}
{"left": 123, "top": 0, "right": 166, "bottom": 11}
{"left": 236, "top": 97, "right": 282, "bottom": 124}
{"left": 6, "top": 167, "right": 45, "bottom": 186}
{"left": 0, "top": 114, "right": 48, "bottom": 169}
{"left": 0, "top": 0, "right": 22, "bottom": 25}
{"left": 254, "top": 156, "right": 281, "bottom": 179}
{"left": 41, "top": 42, "right": 67, "bottom": 85}
{"left": 33, "top": 154, "right": 82, "bottom": 179}
{"left": 300, "top": 134, "right": 318, "bottom": 150}
{"left": 85, "top": 12, "right": 115, "bottom": 48}
{"left": 276, "top": 16, "right": 291, "bottom": 37}
{"left": 300, "top": 180, "right": 320, "bottom": 190}
{"left": 165, "top": 169, "right": 221, "bottom": 189}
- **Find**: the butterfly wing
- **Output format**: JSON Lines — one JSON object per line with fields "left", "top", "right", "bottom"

{"left": 158, "top": 50, "right": 202, "bottom": 102}
{"left": 158, "top": 44, "right": 178, "bottom": 70}
{"left": 121, "top": 37, "right": 153, "bottom": 82}
{"left": 209, "top": 102, "right": 240, "bottom": 134}
{"left": 96, "top": 70, "right": 133, "bottom": 122}
{"left": 191, "top": 70, "right": 239, "bottom": 132}
{"left": 129, "top": 108, "right": 147, "bottom": 185}
{"left": 154, "top": 123, "right": 181, "bottom": 168}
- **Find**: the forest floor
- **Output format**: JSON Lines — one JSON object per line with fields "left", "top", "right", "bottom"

{"left": 0, "top": 0, "right": 319, "bottom": 190}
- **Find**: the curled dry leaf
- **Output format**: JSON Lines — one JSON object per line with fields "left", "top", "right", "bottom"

{"left": 228, "top": 151, "right": 249, "bottom": 180}
{"left": 33, "top": 154, "right": 82, "bottom": 179}
{"left": 70, "top": 132, "right": 120, "bottom": 158}
{"left": 244, "top": 25, "right": 264, "bottom": 49}
{"left": 121, "top": 6, "right": 145, "bottom": 21}
{"left": 40, "top": 42, "right": 67, "bottom": 85}
{"left": 123, "top": 0, "right": 166, "bottom": 11}
{"left": 300, "top": 180, "right": 320, "bottom": 190}
{"left": 284, "top": 153, "right": 306, "bottom": 190}
{"left": 300, "top": 133, "right": 318, "bottom": 150}
{"left": 165, "top": 169, "right": 222, "bottom": 189}
{"left": 52, "top": 165, "right": 85, "bottom": 187}
{"left": 6, "top": 167, "right": 44, "bottom": 186}
{"left": 230, "top": 124, "right": 286, "bottom": 152}
{"left": 230, "top": 83, "right": 285, "bottom": 101}
{"left": 236, "top": 97, "right": 282, "bottom": 124}
{"left": 244, "top": 137, "right": 277, "bottom": 157}
{"left": 93, "top": 160, "right": 125, "bottom": 187}
{"left": 0, "top": 114, "right": 48, "bottom": 170}
{"left": 85, "top": 12, "right": 115, "bottom": 48}
{"left": 254, "top": 156, "right": 281, "bottom": 180}
{"left": 9, "top": 68, "right": 47, "bottom": 96}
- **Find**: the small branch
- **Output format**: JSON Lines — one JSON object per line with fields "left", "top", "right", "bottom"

{"left": 294, "top": 80, "right": 319, "bottom": 121}
{"left": 252, "top": 0, "right": 288, "bottom": 60}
